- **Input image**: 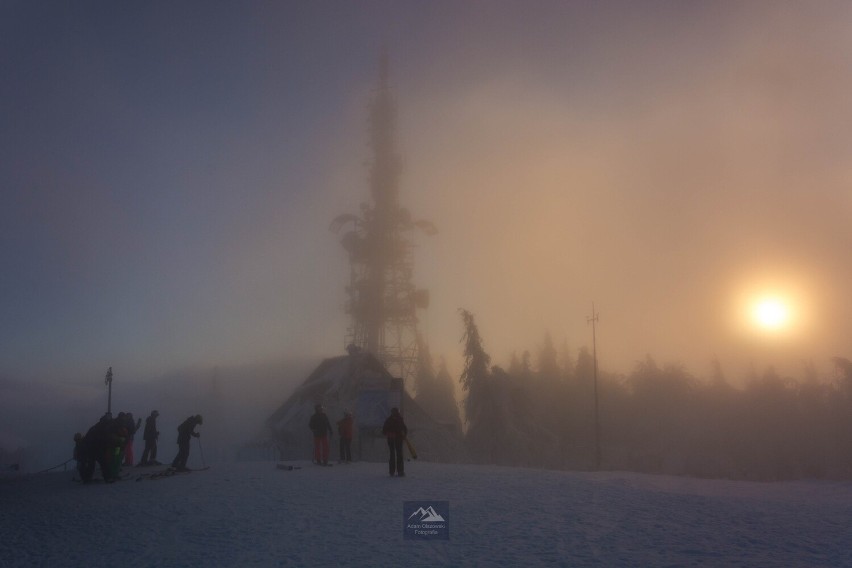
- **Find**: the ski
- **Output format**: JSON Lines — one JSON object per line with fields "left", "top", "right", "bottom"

{"left": 404, "top": 437, "right": 418, "bottom": 460}
{"left": 135, "top": 466, "right": 209, "bottom": 481}
{"left": 135, "top": 468, "right": 179, "bottom": 481}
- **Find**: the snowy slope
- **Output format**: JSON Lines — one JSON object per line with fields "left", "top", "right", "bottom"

{"left": 2, "top": 460, "right": 850, "bottom": 567}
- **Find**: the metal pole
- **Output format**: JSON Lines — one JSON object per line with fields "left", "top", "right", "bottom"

{"left": 105, "top": 367, "right": 113, "bottom": 415}
{"left": 587, "top": 305, "right": 601, "bottom": 470}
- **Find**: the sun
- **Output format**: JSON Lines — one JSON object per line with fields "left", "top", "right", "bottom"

{"left": 751, "top": 297, "right": 790, "bottom": 331}
{"left": 732, "top": 270, "right": 813, "bottom": 340}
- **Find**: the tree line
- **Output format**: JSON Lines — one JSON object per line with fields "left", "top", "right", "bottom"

{"left": 415, "top": 309, "right": 852, "bottom": 480}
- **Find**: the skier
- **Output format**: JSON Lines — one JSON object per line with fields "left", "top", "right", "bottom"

{"left": 308, "top": 404, "right": 333, "bottom": 466}
{"left": 139, "top": 410, "right": 160, "bottom": 466}
{"left": 73, "top": 432, "right": 85, "bottom": 481}
{"left": 171, "top": 415, "right": 203, "bottom": 472}
{"left": 80, "top": 414, "right": 112, "bottom": 483}
{"left": 382, "top": 407, "right": 408, "bottom": 477}
{"left": 105, "top": 414, "right": 128, "bottom": 482}
{"left": 122, "top": 412, "right": 142, "bottom": 467}
{"left": 337, "top": 410, "right": 354, "bottom": 463}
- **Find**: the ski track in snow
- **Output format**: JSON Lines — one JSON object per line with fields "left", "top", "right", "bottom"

{"left": 1, "top": 461, "right": 851, "bottom": 567}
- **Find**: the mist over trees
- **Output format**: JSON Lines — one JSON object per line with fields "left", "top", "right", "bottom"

{"left": 453, "top": 310, "right": 852, "bottom": 480}
{"left": 413, "top": 337, "right": 462, "bottom": 433}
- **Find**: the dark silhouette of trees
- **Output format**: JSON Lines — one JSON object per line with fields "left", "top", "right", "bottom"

{"left": 458, "top": 309, "right": 490, "bottom": 399}
{"left": 448, "top": 313, "right": 852, "bottom": 479}
{"left": 458, "top": 309, "right": 496, "bottom": 462}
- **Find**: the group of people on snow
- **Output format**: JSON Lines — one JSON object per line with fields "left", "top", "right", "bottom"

{"left": 75, "top": 403, "right": 409, "bottom": 482}
{"left": 308, "top": 404, "right": 409, "bottom": 476}
{"left": 73, "top": 410, "right": 203, "bottom": 483}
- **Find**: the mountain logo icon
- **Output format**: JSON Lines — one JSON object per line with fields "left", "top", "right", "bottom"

{"left": 408, "top": 506, "right": 446, "bottom": 522}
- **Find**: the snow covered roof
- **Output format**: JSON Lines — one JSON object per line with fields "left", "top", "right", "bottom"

{"left": 266, "top": 352, "right": 391, "bottom": 433}
{"left": 263, "top": 352, "right": 464, "bottom": 462}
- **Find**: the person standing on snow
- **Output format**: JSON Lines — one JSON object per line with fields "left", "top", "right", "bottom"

{"left": 122, "top": 412, "right": 142, "bottom": 467}
{"left": 308, "top": 404, "right": 333, "bottom": 466}
{"left": 382, "top": 407, "right": 408, "bottom": 477}
{"left": 171, "top": 414, "right": 202, "bottom": 471}
{"left": 73, "top": 432, "right": 85, "bottom": 481}
{"left": 81, "top": 414, "right": 112, "bottom": 483}
{"left": 139, "top": 410, "right": 160, "bottom": 466}
{"left": 107, "top": 414, "right": 128, "bottom": 481}
{"left": 337, "top": 410, "right": 354, "bottom": 463}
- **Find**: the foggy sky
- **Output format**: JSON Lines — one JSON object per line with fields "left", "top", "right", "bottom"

{"left": 3, "top": 1, "right": 851, "bottom": 387}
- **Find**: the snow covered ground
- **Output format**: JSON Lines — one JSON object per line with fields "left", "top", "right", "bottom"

{"left": 2, "top": 459, "right": 851, "bottom": 567}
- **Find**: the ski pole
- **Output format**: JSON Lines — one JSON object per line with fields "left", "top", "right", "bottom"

{"left": 196, "top": 436, "right": 207, "bottom": 468}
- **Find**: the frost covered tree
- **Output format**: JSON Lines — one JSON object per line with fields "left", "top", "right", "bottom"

{"left": 520, "top": 351, "right": 532, "bottom": 378}
{"left": 627, "top": 356, "right": 695, "bottom": 470}
{"left": 458, "top": 309, "right": 497, "bottom": 462}
{"left": 559, "top": 339, "right": 574, "bottom": 382}
{"left": 508, "top": 351, "right": 522, "bottom": 376}
{"left": 563, "top": 346, "right": 597, "bottom": 464}
{"left": 537, "top": 331, "right": 560, "bottom": 380}
{"left": 533, "top": 332, "right": 568, "bottom": 467}
{"left": 414, "top": 337, "right": 461, "bottom": 430}
{"left": 459, "top": 309, "right": 490, "bottom": 409}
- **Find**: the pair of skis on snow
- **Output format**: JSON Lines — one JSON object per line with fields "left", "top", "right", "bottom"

{"left": 135, "top": 466, "right": 210, "bottom": 481}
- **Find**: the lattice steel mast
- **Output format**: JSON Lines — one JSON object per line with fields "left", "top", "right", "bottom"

{"left": 330, "top": 53, "right": 435, "bottom": 385}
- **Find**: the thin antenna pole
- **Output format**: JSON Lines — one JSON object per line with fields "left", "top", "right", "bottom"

{"left": 105, "top": 367, "right": 113, "bottom": 415}
{"left": 587, "top": 304, "right": 601, "bottom": 470}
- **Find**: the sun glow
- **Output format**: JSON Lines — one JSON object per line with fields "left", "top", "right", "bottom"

{"left": 752, "top": 297, "right": 790, "bottom": 330}
{"left": 730, "top": 266, "right": 815, "bottom": 340}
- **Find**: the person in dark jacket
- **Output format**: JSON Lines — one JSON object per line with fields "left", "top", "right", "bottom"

{"left": 80, "top": 414, "right": 112, "bottom": 483}
{"left": 139, "top": 410, "right": 160, "bottom": 466}
{"left": 122, "top": 412, "right": 142, "bottom": 467}
{"left": 99, "top": 414, "right": 128, "bottom": 482}
{"left": 171, "top": 414, "right": 202, "bottom": 471}
{"left": 73, "top": 432, "right": 86, "bottom": 481}
{"left": 308, "top": 404, "right": 333, "bottom": 466}
{"left": 337, "top": 410, "right": 354, "bottom": 463}
{"left": 382, "top": 407, "right": 408, "bottom": 477}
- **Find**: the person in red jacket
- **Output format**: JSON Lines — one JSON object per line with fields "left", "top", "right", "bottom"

{"left": 139, "top": 410, "right": 160, "bottom": 466}
{"left": 382, "top": 407, "right": 408, "bottom": 477}
{"left": 308, "top": 405, "right": 333, "bottom": 466}
{"left": 337, "top": 411, "right": 354, "bottom": 463}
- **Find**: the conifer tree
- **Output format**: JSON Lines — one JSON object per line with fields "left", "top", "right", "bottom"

{"left": 414, "top": 337, "right": 461, "bottom": 429}
{"left": 459, "top": 309, "right": 491, "bottom": 405}
{"left": 537, "top": 331, "right": 560, "bottom": 380}
{"left": 458, "top": 309, "right": 492, "bottom": 461}
{"left": 559, "top": 339, "right": 574, "bottom": 382}
{"left": 508, "top": 351, "right": 522, "bottom": 376}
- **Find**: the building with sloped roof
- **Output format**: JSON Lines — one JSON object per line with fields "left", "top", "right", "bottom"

{"left": 265, "top": 350, "right": 464, "bottom": 463}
